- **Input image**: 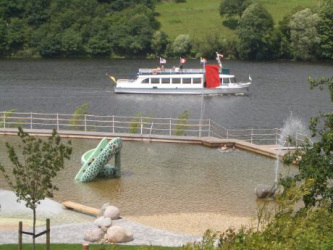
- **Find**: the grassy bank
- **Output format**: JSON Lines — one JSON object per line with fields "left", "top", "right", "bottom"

{"left": 155, "top": 0, "right": 318, "bottom": 41}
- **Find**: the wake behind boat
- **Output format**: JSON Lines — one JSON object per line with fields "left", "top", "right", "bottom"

{"left": 107, "top": 54, "right": 252, "bottom": 95}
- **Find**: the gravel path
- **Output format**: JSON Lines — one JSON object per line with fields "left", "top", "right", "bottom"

{"left": 0, "top": 220, "right": 201, "bottom": 247}
{"left": 0, "top": 190, "right": 201, "bottom": 247}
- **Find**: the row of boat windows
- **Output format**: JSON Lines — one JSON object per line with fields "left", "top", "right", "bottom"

{"left": 140, "top": 77, "right": 236, "bottom": 84}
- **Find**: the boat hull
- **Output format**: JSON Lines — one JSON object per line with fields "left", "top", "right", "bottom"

{"left": 114, "top": 85, "right": 250, "bottom": 95}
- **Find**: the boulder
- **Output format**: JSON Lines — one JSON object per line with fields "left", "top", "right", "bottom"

{"left": 99, "top": 202, "right": 111, "bottom": 216}
{"left": 104, "top": 205, "right": 120, "bottom": 220}
{"left": 83, "top": 227, "right": 105, "bottom": 242}
{"left": 94, "top": 216, "right": 112, "bottom": 230}
{"left": 255, "top": 184, "right": 277, "bottom": 199}
{"left": 106, "top": 226, "right": 133, "bottom": 243}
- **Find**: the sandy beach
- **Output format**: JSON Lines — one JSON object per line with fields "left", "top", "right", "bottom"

{"left": 0, "top": 189, "right": 255, "bottom": 246}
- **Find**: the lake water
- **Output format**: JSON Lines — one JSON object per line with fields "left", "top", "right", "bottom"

{"left": 0, "top": 59, "right": 332, "bottom": 129}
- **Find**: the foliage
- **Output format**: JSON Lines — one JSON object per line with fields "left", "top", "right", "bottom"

{"left": 194, "top": 34, "right": 237, "bottom": 59}
{"left": 182, "top": 229, "right": 217, "bottom": 250}
{"left": 172, "top": 34, "right": 192, "bottom": 57}
{"left": 0, "top": 127, "right": 72, "bottom": 249}
{"left": 236, "top": 3, "right": 274, "bottom": 60}
{"left": 289, "top": 8, "right": 321, "bottom": 60}
{"left": 0, "top": 0, "right": 159, "bottom": 58}
{"left": 0, "top": 109, "right": 17, "bottom": 128}
{"left": 173, "top": 111, "right": 189, "bottom": 136}
{"left": 129, "top": 113, "right": 142, "bottom": 134}
{"left": 276, "top": 6, "right": 305, "bottom": 59}
{"left": 109, "top": 4, "right": 158, "bottom": 57}
{"left": 222, "top": 18, "right": 238, "bottom": 30}
{"left": 69, "top": 103, "right": 90, "bottom": 130}
{"left": 283, "top": 76, "right": 333, "bottom": 209}
{"left": 317, "top": 0, "right": 333, "bottom": 60}
{"left": 128, "top": 113, "right": 151, "bottom": 134}
{"left": 0, "top": 0, "right": 327, "bottom": 60}
{"left": 183, "top": 182, "right": 333, "bottom": 249}
{"left": 151, "top": 31, "right": 170, "bottom": 57}
{"left": 219, "top": 0, "right": 252, "bottom": 18}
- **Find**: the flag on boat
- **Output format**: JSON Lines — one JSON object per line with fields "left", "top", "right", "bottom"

{"left": 216, "top": 53, "right": 224, "bottom": 58}
{"left": 180, "top": 57, "right": 186, "bottom": 64}
{"left": 106, "top": 73, "right": 117, "bottom": 84}
{"left": 160, "top": 57, "right": 166, "bottom": 64}
{"left": 200, "top": 57, "right": 207, "bottom": 64}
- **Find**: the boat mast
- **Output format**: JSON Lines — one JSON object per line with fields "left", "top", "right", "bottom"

{"left": 199, "top": 58, "right": 206, "bottom": 137}
{"left": 215, "top": 52, "right": 223, "bottom": 73}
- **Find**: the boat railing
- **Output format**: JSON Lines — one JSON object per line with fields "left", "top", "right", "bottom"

{"left": 0, "top": 111, "right": 310, "bottom": 146}
{"left": 138, "top": 68, "right": 205, "bottom": 75}
{"left": 117, "top": 79, "right": 135, "bottom": 83}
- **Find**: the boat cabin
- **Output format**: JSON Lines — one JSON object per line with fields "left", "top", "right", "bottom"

{"left": 135, "top": 74, "right": 236, "bottom": 87}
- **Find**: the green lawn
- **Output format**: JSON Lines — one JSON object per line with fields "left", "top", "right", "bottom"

{"left": 155, "top": 0, "right": 318, "bottom": 41}
{"left": 0, "top": 244, "right": 180, "bottom": 250}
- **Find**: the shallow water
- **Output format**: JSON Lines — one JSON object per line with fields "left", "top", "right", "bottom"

{"left": 0, "top": 136, "right": 297, "bottom": 218}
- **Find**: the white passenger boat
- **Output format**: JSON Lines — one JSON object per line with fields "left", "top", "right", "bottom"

{"left": 107, "top": 58, "right": 251, "bottom": 95}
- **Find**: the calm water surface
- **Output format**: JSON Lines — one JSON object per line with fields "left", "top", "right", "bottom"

{"left": 0, "top": 59, "right": 332, "bottom": 129}
{"left": 0, "top": 136, "right": 297, "bottom": 217}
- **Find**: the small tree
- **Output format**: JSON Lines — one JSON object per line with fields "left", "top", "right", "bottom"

{"left": 128, "top": 113, "right": 151, "bottom": 134}
{"left": 219, "top": 0, "right": 252, "bottom": 18}
{"left": 0, "top": 127, "right": 72, "bottom": 249}
{"left": 289, "top": 8, "right": 321, "bottom": 60}
{"left": 0, "top": 109, "right": 16, "bottom": 128}
{"left": 317, "top": 0, "right": 333, "bottom": 60}
{"left": 172, "top": 34, "right": 192, "bottom": 57}
{"left": 174, "top": 110, "right": 189, "bottom": 136}
{"left": 237, "top": 3, "right": 274, "bottom": 60}
{"left": 151, "top": 30, "right": 169, "bottom": 57}
{"left": 129, "top": 112, "right": 143, "bottom": 134}
{"left": 70, "top": 103, "right": 89, "bottom": 130}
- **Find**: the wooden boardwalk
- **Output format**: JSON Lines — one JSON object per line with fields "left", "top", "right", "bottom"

{"left": 0, "top": 128, "right": 287, "bottom": 160}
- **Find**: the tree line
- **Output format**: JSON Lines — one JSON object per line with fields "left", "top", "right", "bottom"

{"left": 219, "top": 0, "right": 333, "bottom": 61}
{"left": 0, "top": 0, "right": 332, "bottom": 60}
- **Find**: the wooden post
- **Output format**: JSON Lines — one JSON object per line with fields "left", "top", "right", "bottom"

{"left": 199, "top": 119, "right": 202, "bottom": 137}
{"left": 140, "top": 117, "right": 143, "bottom": 135}
{"left": 18, "top": 221, "right": 22, "bottom": 250}
{"left": 251, "top": 129, "right": 253, "bottom": 144}
{"left": 169, "top": 118, "right": 172, "bottom": 136}
{"left": 275, "top": 128, "right": 278, "bottom": 145}
{"left": 84, "top": 115, "right": 87, "bottom": 132}
{"left": 46, "top": 219, "right": 50, "bottom": 250}
{"left": 30, "top": 112, "right": 33, "bottom": 129}
{"left": 83, "top": 242, "right": 89, "bottom": 250}
{"left": 57, "top": 113, "right": 59, "bottom": 131}
{"left": 112, "top": 115, "right": 115, "bottom": 133}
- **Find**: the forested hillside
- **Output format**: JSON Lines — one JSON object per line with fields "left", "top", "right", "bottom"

{"left": 0, "top": 0, "right": 159, "bottom": 58}
{"left": 0, "top": 0, "right": 332, "bottom": 60}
